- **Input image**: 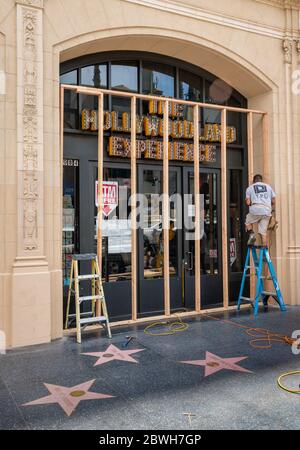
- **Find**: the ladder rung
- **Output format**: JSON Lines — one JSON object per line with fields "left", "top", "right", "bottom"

{"left": 68, "top": 312, "right": 93, "bottom": 319}
{"left": 73, "top": 253, "right": 97, "bottom": 261}
{"left": 77, "top": 274, "right": 101, "bottom": 281}
{"left": 79, "top": 295, "right": 104, "bottom": 302}
{"left": 80, "top": 316, "right": 107, "bottom": 325}
{"left": 262, "top": 291, "right": 277, "bottom": 297}
{"left": 240, "top": 296, "right": 253, "bottom": 302}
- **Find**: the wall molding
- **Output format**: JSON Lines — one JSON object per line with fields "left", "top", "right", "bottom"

{"left": 124, "top": 0, "right": 288, "bottom": 39}
{"left": 255, "top": 0, "right": 300, "bottom": 8}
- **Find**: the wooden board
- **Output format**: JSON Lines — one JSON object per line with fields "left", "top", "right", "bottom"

{"left": 96, "top": 93, "right": 104, "bottom": 317}
{"left": 163, "top": 100, "right": 170, "bottom": 316}
{"left": 194, "top": 105, "right": 201, "bottom": 312}
{"left": 262, "top": 114, "right": 270, "bottom": 183}
{"left": 131, "top": 97, "right": 137, "bottom": 321}
{"left": 221, "top": 109, "right": 229, "bottom": 308}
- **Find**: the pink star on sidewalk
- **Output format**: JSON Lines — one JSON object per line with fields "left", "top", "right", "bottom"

{"left": 82, "top": 344, "right": 145, "bottom": 366}
{"left": 181, "top": 351, "right": 252, "bottom": 377}
{"left": 22, "top": 379, "right": 114, "bottom": 416}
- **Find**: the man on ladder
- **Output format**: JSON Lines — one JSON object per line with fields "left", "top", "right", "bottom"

{"left": 245, "top": 174, "right": 275, "bottom": 247}
{"left": 238, "top": 174, "right": 286, "bottom": 315}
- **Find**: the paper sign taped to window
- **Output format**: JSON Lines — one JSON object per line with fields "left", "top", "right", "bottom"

{"left": 95, "top": 181, "right": 119, "bottom": 217}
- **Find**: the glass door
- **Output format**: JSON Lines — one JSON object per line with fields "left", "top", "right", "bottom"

{"left": 89, "top": 162, "right": 132, "bottom": 321}
{"left": 138, "top": 165, "right": 182, "bottom": 317}
{"left": 183, "top": 168, "right": 222, "bottom": 309}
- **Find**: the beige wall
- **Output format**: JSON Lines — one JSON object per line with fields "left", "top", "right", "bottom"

{"left": 0, "top": 0, "right": 299, "bottom": 347}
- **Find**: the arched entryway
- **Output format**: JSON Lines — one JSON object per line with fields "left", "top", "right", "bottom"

{"left": 58, "top": 45, "right": 270, "bottom": 330}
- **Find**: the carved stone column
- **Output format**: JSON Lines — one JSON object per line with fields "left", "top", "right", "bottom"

{"left": 277, "top": 4, "right": 300, "bottom": 305}
{"left": 11, "top": 0, "right": 51, "bottom": 347}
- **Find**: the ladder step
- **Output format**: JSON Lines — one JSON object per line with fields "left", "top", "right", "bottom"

{"left": 77, "top": 274, "right": 101, "bottom": 281}
{"left": 240, "top": 296, "right": 253, "bottom": 302}
{"left": 80, "top": 316, "right": 107, "bottom": 325}
{"left": 68, "top": 312, "right": 93, "bottom": 319}
{"left": 73, "top": 253, "right": 97, "bottom": 261}
{"left": 79, "top": 295, "right": 104, "bottom": 302}
{"left": 262, "top": 291, "right": 277, "bottom": 297}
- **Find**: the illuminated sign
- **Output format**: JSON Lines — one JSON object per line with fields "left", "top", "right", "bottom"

{"left": 81, "top": 100, "right": 237, "bottom": 163}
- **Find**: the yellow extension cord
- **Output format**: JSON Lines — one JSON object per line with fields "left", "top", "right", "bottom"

{"left": 144, "top": 314, "right": 189, "bottom": 336}
{"left": 277, "top": 371, "right": 300, "bottom": 394}
{"left": 144, "top": 311, "right": 300, "bottom": 394}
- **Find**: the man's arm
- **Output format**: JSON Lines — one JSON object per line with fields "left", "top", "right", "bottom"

{"left": 271, "top": 188, "right": 276, "bottom": 211}
{"left": 271, "top": 197, "right": 275, "bottom": 211}
{"left": 245, "top": 187, "right": 251, "bottom": 206}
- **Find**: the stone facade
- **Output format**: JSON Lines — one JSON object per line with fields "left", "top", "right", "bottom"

{"left": 0, "top": 0, "right": 299, "bottom": 347}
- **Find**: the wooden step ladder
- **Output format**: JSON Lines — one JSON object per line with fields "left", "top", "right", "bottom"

{"left": 65, "top": 253, "right": 112, "bottom": 343}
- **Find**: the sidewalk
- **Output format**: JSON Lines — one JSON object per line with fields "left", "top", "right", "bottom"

{"left": 0, "top": 306, "right": 299, "bottom": 430}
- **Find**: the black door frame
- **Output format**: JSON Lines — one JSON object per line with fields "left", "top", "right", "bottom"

{"left": 182, "top": 166, "right": 223, "bottom": 309}
{"left": 137, "top": 163, "right": 182, "bottom": 317}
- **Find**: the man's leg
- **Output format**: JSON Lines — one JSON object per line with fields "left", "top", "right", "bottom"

{"left": 245, "top": 214, "right": 258, "bottom": 245}
{"left": 257, "top": 217, "right": 270, "bottom": 247}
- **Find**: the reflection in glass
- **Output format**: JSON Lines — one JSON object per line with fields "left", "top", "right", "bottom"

{"left": 187, "top": 172, "right": 218, "bottom": 275}
{"left": 229, "top": 170, "right": 243, "bottom": 272}
{"left": 60, "top": 70, "right": 77, "bottom": 85}
{"left": 79, "top": 94, "right": 98, "bottom": 114}
{"left": 111, "top": 63, "right": 138, "bottom": 92}
{"left": 63, "top": 90, "right": 78, "bottom": 129}
{"left": 179, "top": 69, "right": 202, "bottom": 102}
{"left": 81, "top": 65, "right": 107, "bottom": 88}
{"left": 143, "top": 170, "right": 163, "bottom": 279}
{"left": 94, "top": 167, "right": 132, "bottom": 282}
{"left": 142, "top": 170, "right": 178, "bottom": 279}
{"left": 63, "top": 160, "right": 79, "bottom": 287}
{"left": 111, "top": 96, "right": 131, "bottom": 114}
{"left": 142, "top": 62, "right": 174, "bottom": 97}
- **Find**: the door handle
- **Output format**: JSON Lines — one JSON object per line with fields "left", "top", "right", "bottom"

{"left": 184, "top": 252, "right": 194, "bottom": 271}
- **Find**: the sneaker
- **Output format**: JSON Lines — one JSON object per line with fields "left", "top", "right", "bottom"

{"left": 247, "top": 233, "right": 256, "bottom": 246}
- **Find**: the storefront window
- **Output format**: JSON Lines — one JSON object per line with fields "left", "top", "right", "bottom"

{"left": 187, "top": 172, "right": 219, "bottom": 275}
{"left": 81, "top": 64, "right": 107, "bottom": 88}
{"left": 179, "top": 69, "right": 202, "bottom": 102}
{"left": 94, "top": 168, "right": 132, "bottom": 282}
{"left": 229, "top": 170, "right": 243, "bottom": 272}
{"left": 143, "top": 170, "right": 163, "bottom": 279}
{"left": 111, "top": 62, "right": 138, "bottom": 92}
{"left": 111, "top": 96, "right": 131, "bottom": 114}
{"left": 60, "top": 70, "right": 77, "bottom": 85}
{"left": 142, "top": 170, "right": 178, "bottom": 279}
{"left": 142, "top": 61, "right": 175, "bottom": 97}
{"left": 63, "top": 159, "right": 79, "bottom": 287}
{"left": 63, "top": 90, "right": 78, "bottom": 129}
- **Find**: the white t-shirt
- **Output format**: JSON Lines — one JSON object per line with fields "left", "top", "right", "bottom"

{"left": 245, "top": 182, "right": 275, "bottom": 216}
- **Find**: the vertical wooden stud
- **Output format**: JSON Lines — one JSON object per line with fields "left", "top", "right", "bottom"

{"left": 247, "top": 112, "right": 254, "bottom": 184}
{"left": 96, "top": 93, "right": 104, "bottom": 316}
{"left": 262, "top": 113, "right": 270, "bottom": 184}
{"left": 194, "top": 105, "right": 201, "bottom": 312}
{"left": 131, "top": 97, "right": 137, "bottom": 321}
{"left": 221, "top": 109, "right": 229, "bottom": 308}
{"left": 163, "top": 100, "right": 170, "bottom": 316}
{"left": 247, "top": 112, "right": 256, "bottom": 296}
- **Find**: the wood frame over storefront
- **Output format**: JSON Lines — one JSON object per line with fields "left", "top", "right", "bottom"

{"left": 60, "top": 83, "right": 268, "bottom": 329}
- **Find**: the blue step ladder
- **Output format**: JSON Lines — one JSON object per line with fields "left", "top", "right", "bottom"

{"left": 237, "top": 245, "right": 286, "bottom": 316}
